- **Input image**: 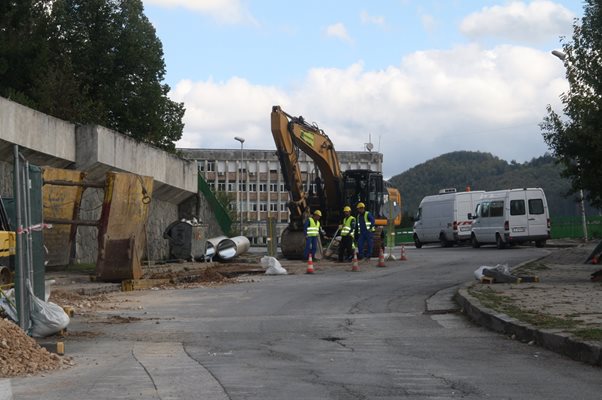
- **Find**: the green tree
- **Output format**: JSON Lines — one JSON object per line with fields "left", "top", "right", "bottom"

{"left": 1, "top": 0, "right": 185, "bottom": 152}
{"left": 0, "top": 0, "right": 51, "bottom": 108}
{"left": 541, "top": 0, "right": 602, "bottom": 208}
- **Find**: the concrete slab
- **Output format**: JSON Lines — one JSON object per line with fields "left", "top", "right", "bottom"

{"left": 76, "top": 125, "right": 197, "bottom": 203}
{"left": 0, "top": 97, "right": 75, "bottom": 167}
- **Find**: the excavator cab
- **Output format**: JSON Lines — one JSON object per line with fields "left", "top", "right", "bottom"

{"left": 343, "top": 169, "right": 385, "bottom": 220}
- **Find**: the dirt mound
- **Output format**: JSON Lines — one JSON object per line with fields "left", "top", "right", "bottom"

{"left": 0, "top": 318, "right": 73, "bottom": 377}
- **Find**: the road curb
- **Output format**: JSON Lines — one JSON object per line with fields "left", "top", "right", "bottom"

{"left": 455, "top": 286, "right": 602, "bottom": 366}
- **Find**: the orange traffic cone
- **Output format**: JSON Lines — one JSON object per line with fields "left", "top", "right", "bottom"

{"left": 377, "top": 248, "right": 386, "bottom": 267}
{"left": 306, "top": 253, "right": 315, "bottom": 274}
{"left": 400, "top": 245, "right": 407, "bottom": 261}
{"left": 351, "top": 251, "right": 360, "bottom": 272}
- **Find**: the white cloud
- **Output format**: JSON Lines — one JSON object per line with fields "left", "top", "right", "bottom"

{"left": 324, "top": 22, "right": 353, "bottom": 44}
{"left": 173, "top": 45, "right": 567, "bottom": 177}
{"left": 143, "top": 0, "right": 256, "bottom": 25}
{"left": 420, "top": 13, "right": 437, "bottom": 34}
{"left": 360, "top": 11, "right": 386, "bottom": 27}
{"left": 460, "top": 0, "right": 575, "bottom": 44}
{"left": 173, "top": 77, "right": 288, "bottom": 148}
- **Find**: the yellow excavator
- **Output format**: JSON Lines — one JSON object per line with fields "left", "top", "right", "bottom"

{"left": 271, "top": 105, "right": 401, "bottom": 259}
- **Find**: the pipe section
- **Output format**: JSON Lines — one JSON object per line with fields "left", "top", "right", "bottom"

{"left": 216, "top": 236, "right": 250, "bottom": 260}
{"left": 205, "top": 236, "right": 228, "bottom": 259}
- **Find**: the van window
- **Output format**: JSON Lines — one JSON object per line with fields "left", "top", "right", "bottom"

{"left": 480, "top": 202, "right": 490, "bottom": 217}
{"left": 415, "top": 207, "right": 422, "bottom": 221}
{"left": 510, "top": 200, "right": 525, "bottom": 216}
{"left": 528, "top": 199, "right": 544, "bottom": 215}
{"left": 490, "top": 201, "right": 504, "bottom": 217}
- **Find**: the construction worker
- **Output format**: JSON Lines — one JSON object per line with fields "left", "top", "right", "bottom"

{"left": 338, "top": 206, "right": 356, "bottom": 262}
{"left": 355, "top": 202, "right": 375, "bottom": 260}
{"left": 304, "top": 210, "right": 326, "bottom": 260}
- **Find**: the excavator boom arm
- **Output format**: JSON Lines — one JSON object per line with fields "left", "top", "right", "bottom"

{"left": 271, "top": 106, "right": 343, "bottom": 227}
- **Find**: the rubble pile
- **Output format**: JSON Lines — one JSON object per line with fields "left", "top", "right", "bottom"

{"left": 49, "top": 289, "right": 110, "bottom": 315}
{"left": 0, "top": 318, "right": 72, "bottom": 377}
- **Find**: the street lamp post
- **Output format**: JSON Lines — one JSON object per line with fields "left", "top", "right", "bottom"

{"left": 234, "top": 136, "right": 245, "bottom": 236}
{"left": 551, "top": 50, "right": 588, "bottom": 242}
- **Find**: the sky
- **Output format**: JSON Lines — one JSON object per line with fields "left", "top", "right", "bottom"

{"left": 142, "top": 0, "right": 583, "bottom": 179}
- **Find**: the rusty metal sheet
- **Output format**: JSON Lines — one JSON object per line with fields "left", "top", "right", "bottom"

{"left": 96, "top": 172, "right": 153, "bottom": 282}
{"left": 42, "top": 167, "right": 85, "bottom": 266}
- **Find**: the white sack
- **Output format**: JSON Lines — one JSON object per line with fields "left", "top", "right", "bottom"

{"left": 29, "top": 287, "right": 70, "bottom": 338}
{"left": 474, "top": 266, "right": 489, "bottom": 280}
{"left": 262, "top": 256, "right": 288, "bottom": 275}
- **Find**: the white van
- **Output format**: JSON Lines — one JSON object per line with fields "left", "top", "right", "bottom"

{"left": 413, "top": 189, "right": 485, "bottom": 248}
{"left": 471, "top": 188, "right": 550, "bottom": 249}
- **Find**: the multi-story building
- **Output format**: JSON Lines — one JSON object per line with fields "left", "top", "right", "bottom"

{"left": 179, "top": 148, "right": 383, "bottom": 244}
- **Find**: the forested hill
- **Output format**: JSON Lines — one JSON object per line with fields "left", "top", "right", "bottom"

{"left": 388, "top": 151, "right": 595, "bottom": 220}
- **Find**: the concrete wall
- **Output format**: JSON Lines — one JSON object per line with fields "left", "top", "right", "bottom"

{"left": 0, "top": 97, "right": 202, "bottom": 265}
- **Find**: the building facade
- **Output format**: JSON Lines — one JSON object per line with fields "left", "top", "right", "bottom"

{"left": 179, "top": 148, "right": 383, "bottom": 244}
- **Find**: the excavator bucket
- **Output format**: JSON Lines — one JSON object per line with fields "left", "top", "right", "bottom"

{"left": 96, "top": 172, "right": 153, "bottom": 282}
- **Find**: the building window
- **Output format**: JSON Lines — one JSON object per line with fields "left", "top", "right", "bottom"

{"left": 260, "top": 203, "right": 268, "bottom": 212}
{"left": 228, "top": 183, "right": 236, "bottom": 192}
{"left": 280, "top": 203, "right": 287, "bottom": 211}
{"left": 251, "top": 204, "right": 258, "bottom": 212}
{"left": 239, "top": 183, "right": 247, "bottom": 191}
{"left": 280, "top": 184, "right": 285, "bottom": 192}
{"left": 207, "top": 161, "right": 216, "bottom": 172}
{"left": 208, "top": 182, "right": 215, "bottom": 190}
{"left": 270, "top": 203, "right": 278, "bottom": 211}
{"left": 197, "top": 161, "right": 205, "bottom": 172}
{"left": 217, "top": 181, "right": 226, "bottom": 191}
{"left": 259, "top": 184, "right": 267, "bottom": 192}
{"left": 249, "top": 183, "right": 257, "bottom": 192}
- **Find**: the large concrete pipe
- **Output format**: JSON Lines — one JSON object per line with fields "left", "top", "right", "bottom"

{"left": 205, "top": 236, "right": 228, "bottom": 260}
{"left": 216, "top": 236, "right": 250, "bottom": 260}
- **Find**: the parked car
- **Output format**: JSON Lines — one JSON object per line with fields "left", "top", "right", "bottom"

{"left": 471, "top": 188, "right": 550, "bottom": 249}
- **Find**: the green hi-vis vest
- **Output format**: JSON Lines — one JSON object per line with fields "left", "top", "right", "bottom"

{"left": 341, "top": 216, "right": 355, "bottom": 236}
{"left": 363, "top": 212, "right": 375, "bottom": 232}
{"left": 307, "top": 217, "right": 320, "bottom": 237}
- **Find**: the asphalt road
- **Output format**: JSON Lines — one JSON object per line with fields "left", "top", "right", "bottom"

{"left": 9, "top": 245, "right": 602, "bottom": 399}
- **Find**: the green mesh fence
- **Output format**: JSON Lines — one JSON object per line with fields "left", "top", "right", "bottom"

{"left": 197, "top": 174, "right": 232, "bottom": 235}
{"left": 550, "top": 216, "right": 602, "bottom": 240}
{"left": 393, "top": 216, "right": 602, "bottom": 245}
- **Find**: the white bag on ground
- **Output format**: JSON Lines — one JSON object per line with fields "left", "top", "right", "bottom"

{"left": 474, "top": 266, "right": 489, "bottom": 280}
{"left": 262, "top": 256, "right": 287, "bottom": 275}
{"left": 29, "top": 287, "right": 70, "bottom": 338}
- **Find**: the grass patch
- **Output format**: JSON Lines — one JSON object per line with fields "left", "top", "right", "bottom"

{"left": 572, "top": 328, "right": 602, "bottom": 341}
{"left": 66, "top": 263, "right": 96, "bottom": 273}
{"left": 468, "top": 287, "right": 577, "bottom": 330}
{"left": 513, "top": 261, "right": 550, "bottom": 275}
